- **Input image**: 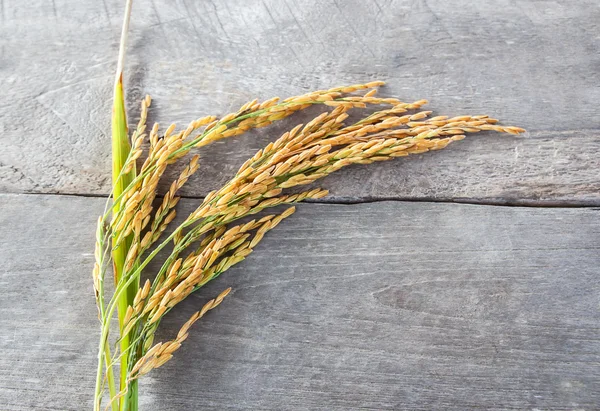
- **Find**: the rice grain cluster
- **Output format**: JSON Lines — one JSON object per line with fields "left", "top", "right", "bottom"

{"left": 93, "top": 81, "right": 524, "bottom": 410}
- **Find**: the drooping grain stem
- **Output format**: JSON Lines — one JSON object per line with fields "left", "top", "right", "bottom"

{"left": 94, "top": 84, "right": 523, "bottom": 409}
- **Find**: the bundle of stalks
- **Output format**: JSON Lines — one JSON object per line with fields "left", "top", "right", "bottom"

{"left": 94, "top": 2, "right": 524, "bottom": 410}
{"left": 94, "top": 78, "right": 524, "bottom": 411}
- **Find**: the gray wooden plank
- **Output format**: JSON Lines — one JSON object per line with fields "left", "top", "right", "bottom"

{"left": 1, "top": 0, "right": 599, "bottom": 203}
{"left": 1, "top": 193, "right": 598, "bottom": 410}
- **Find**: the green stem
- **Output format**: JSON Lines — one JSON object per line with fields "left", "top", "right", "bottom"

{"left": 113, "top": 69, "right": 137, "bottom": 411}
{"left": 109, "top": 0, "right": 137, "bottom": 410}
{"left": 94, "top": 334, "right": 106, "bottom": 411}
{"left": 105, "top": 345, "right": 118, "bottom": 411}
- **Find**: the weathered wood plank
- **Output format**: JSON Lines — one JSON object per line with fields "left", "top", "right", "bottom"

{"left": 1, "top": 0, "right": 599, "bottom": 203}
{"left": 1, "top": 194, "right": 598, "bottom": 410}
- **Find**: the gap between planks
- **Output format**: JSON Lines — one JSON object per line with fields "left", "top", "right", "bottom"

{"left": 12, "top": 191, "right": 600, "bottom": 209}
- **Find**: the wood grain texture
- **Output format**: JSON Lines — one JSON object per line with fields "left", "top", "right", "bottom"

{"left": 1, "top": 1, "right": 599, "bottom": 410}
{"left": 1, "top": 193, "right": 598, "bottom": 410}
{"left": 0, "top": 0, "right": 599, "bottom": 204}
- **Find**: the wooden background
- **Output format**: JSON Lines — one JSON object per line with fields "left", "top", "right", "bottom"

{"left": 1, "top": 0, "right": 599, "bottom": 409}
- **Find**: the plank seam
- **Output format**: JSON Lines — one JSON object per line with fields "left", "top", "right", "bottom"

{"left": 9, "top": 192, "right": 600, "bottom": 209}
